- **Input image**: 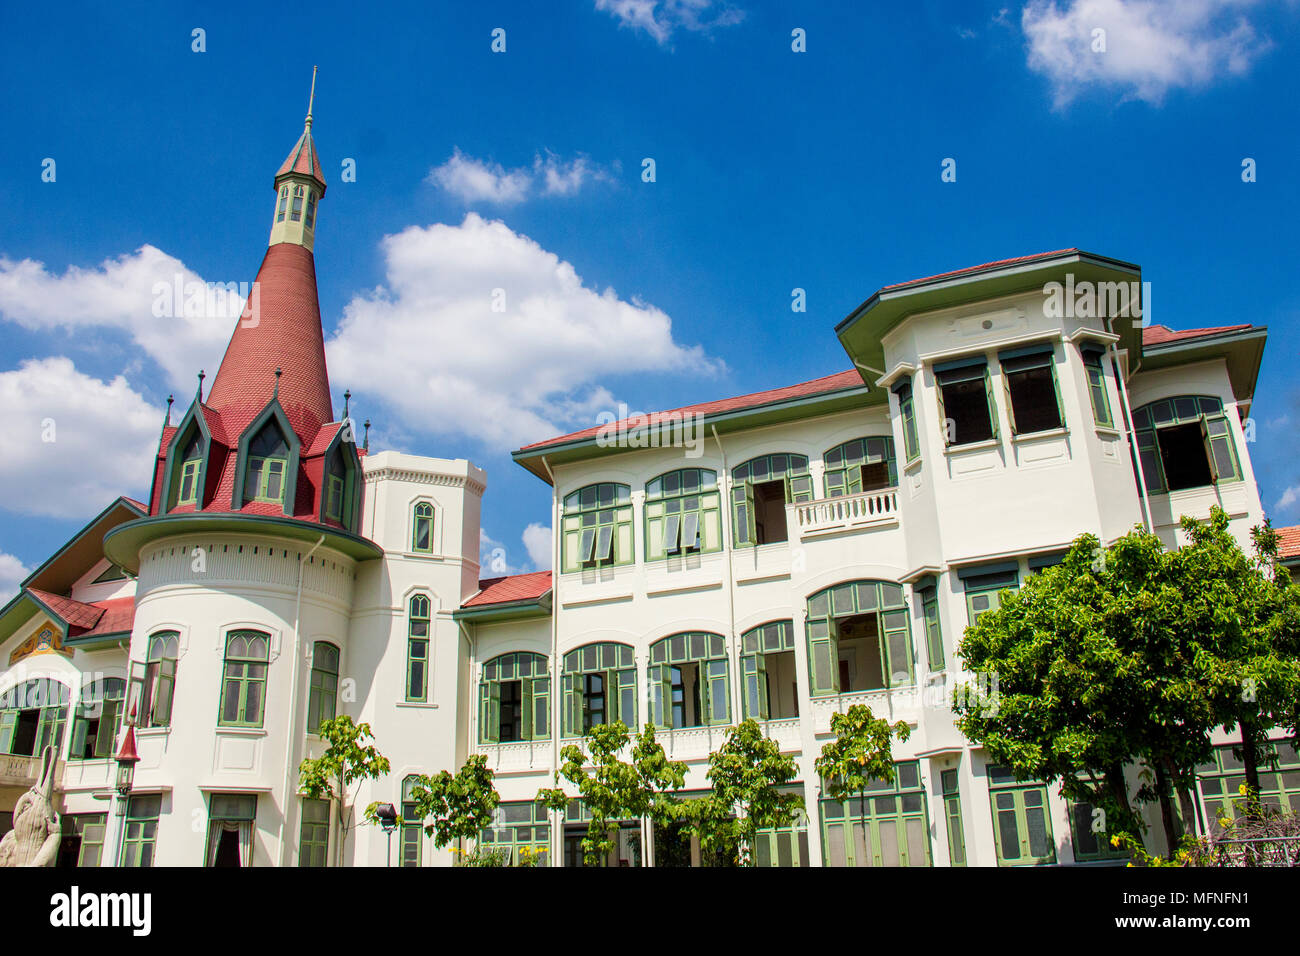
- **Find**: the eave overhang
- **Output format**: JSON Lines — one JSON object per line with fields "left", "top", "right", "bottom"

{"left": 452, "top": 592, "right": 553, "bottom": 623}
{"left": 1140, "top": 325, "right": 1267, "bottom": 404}
{"left": 103, "top": 513, "right": 383, "bottom": 573}
{"left": 835, "top": 250, "right": 1143, "bottom": 380}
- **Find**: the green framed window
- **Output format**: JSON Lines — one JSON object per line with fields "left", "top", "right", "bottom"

{"left": 644, "top": 468, "right": 722, "bottom": 561}
{"left": 561, "top": 483, "right": 634, "bottom": 572}
{"left": 307, "top": 641, "right": 339, "bottom": 734}
{"left": 821, "top": 761, "right": 931, "bottom": 867}
{"left": 894, "top": 380, "right": 921, "bottom": 463}
{"left": 1131, "top": 395, "right": 1242, "bottom": 494}
{"left": 561, "top": 642, "right": 636, "bottom": 736}
{"left": 411, "top": 502, "right": 434, "bottom": 553}
{"left": 132, "top": 630, "right": 178, "bottom": 728}
{"left": 1079, "top": 344, "right": 1113, "bottom": 428}
{"left": 218, "top": 630, "right": 270, "bottom": 727}
{"left": 290, "top": 184, "right": 304, "bottom": 222}
{"left": 178, "top": 458, "right": 202, "bottom": 506}
{"left": 69, "top": 678, "right": 125, "bottom": 760}
{"left": 400, "top": 775, "right": 423, "bottom": 867}
{"left": 276, "top": 185, "right": 289, "bottom": 222}
{"left": 648, "top": 632, "right": 730, "bottom": 729}
{"left": 243, "top": 422, "right": 290, "bottom": 506}
{"left": 941, "top": 769, "right": 966, "bottom": 866}
{"left": 299, "top": 798, "right": 330, "bottom": 867}
{"left": 305, "top": 190, "right": 316, "bottom": 229}
{"left": 998, "top": 344, "right": 1064, "bottom": 435}
{"left": 325, "top": 475, "right": 344, "bottom": 521}
{"left": 119, "top": 794, "right": 162, "bottom": 868}
{"left": 730, "top": 453, "right": 814, "bottom": 547}
{"left": 823, "top": 436, "right": 897, "bottom": 497}
{"left": 1068, "top": 784, "right": 1129, "bottom": 862}
{"left": 479, "top": 801, "right": 550, "bottom": 866}
{"left": 1197, "top": 738, "right": 1300, "bottom": 831}
{"left": 753, "top": 798, "right": 810, "bottom": 868}
{"left": 64, "top": 813, "right": 108, "bottom": 867}
{"left": 919, "top": 583, "right": 944, "bottom": 671}
{"left": 479, "top": 652, "right": 549, "bottom": 744}
{"left": 406, "top": 595, "right": 430, "bottom": 702}
{"left": 987, "top": 766, "right": 1056, "bottom": 866}
{"left": 204, "top": 793, "right": 257, "bottom": 867}
{"left": 804, "top": 580, "right": 913, "bottom": 697}
{"left": 0, "top": 678, "right": 69, "bottom": 757}
{"left": 962, "top": 565, "right": 1019, "bottom": 627}
{"left": 740, "top": 620, "right": 799, "bottom": 720}
{"left": 935, "top": 358, "right": 998, "bottom": 447}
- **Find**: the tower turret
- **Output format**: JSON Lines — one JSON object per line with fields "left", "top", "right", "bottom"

{"left": 270, "top": 66, "right": 327, "bottom": 251}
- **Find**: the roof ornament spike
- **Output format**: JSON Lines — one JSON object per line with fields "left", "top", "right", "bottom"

{"left": 165, "top": 394, "right": 174, "bottom": 427}
{"left": 342, "top": 389, "right": 351, "bottom": 420}
{"left": 305, "top": 65, "right": 318, "bottom": 131}
{"left": 196, "top": 370, "right": 205, "bottom": 402}
{"left": 363, "top": 418, "right": 371, "bottom": 453}
{"left": 274, "top": 367, "right": 282, "bottom": 398}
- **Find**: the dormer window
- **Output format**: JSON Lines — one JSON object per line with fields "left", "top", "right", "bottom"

{"left": 276, "top": 186, "right": 289, "bottom": 222}
{"left": 305, "top": 190, "right": 316, "bottom": 229}
{"left": 244, "top": 424, "right": 290, "bottom": 505}
{"left": 177, "top": 433, "right": 203, "bottom": 506}
{"left": 290, "top": 185, "right": 305, "bottom": 222}
{"left": 324, "top": 444, "right": 346, "bottom": 522}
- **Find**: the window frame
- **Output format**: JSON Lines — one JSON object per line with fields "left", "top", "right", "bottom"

{"left": 217, "top": 630, "right": 270, "bottom": 728}
{"left": 479, "top": 651, "right": 550, "bottom": 744}
{"left": 561, "top": 483, "right": 634, "bottom": 572}
{"left": 119, "top": 794, "right": 162, "bottom": 868}
{"left": 406, "top": 595, "right": 431, "bottom": 702}
{"left": 306, "top": 641, "right": 340, "bottom": 734}
{"left": 68, "top": 677, "right": 126, "bottom": 761}
{"left": 822, "top": 436, "right": 897, "bottom": 498}
{"left": 739, "top": 620, "right": 798, "bottom": 720}
{"left": 299, "top": 797, "right": 330, "bottom": 867}
{"left": 820, "top": 760, "right": 931, "bottom": 867}
{"left": 998, "top": 345, "right": 1065, "bottom": 436}
{"left": 647, "top": 632, "right": 730, "bottom": 729}
{"left": 1131, "top": 395, "right": 1242, "bottom": 494}
{"left": 934, "top": 358, "right": 998, "bottom": 448}
{"left": 411, "top": 501, "right": 434, "bottom": 554}
{"left": 643, "top": 469, "right": 722, "bottom": 562}
{"left": 987, "top": 766, "right": 1057, "bottom": 866}
{"left": 893, "top": 380, "right": 921, "bottom": 464}
{"left": 730, "top": 453, "right": 814, "bottom": 548}
{"left": 560, "top": 642, "right": 636, "bottom": 736}
{"left": 804, "top": 580, "right": 913, "bottom": 698}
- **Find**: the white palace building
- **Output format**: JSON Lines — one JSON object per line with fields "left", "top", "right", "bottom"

{"left": 2, "top": 101, "right": 1297, "bottom": 868}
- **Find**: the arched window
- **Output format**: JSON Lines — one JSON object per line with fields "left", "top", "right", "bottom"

{"left": 560, "top": 642, "right": 635, "bottom": 736}
{"left": 134, "top": 630, "right": 179, "bottom": 728}
{"left": 805, "top": 581, "right": 912, "bottom": 697}
{"left": 406, "top": 595, "right": 430, "bottom": 701}
{"left": 290, "top": 184, "right": 305, "bottom": 222}
{"left": 648, "top": 632, "right": 729, "bottom": 729}
{"left": 479, "top": 652, "right": 549, "bottom": 743}
{"left": 731, "top": 454, "right": 813, "bottom": 546}
{"left": 305, "top": 190, "right": 317, "bottom": 229}
{"left": 307, "top": 642, "right": 340, "bottom": 733}
{"left": 400, "top": 775, "right": 423, "bottom": 867}
{"left": 644, "top": 468, "right": 721, "bottom": 561}
{"left": 219, "top": 630, "right": 270, "bottom": 727}
{"left": 0, "top": 678, "right": 70, "bottom": 757}
{"left": 244, "top": 422, "right": 290, "bottom": 505}
{"left": 561, "top": 483, "right": 633, "bottom": 572}
{"left": 324, "top": 444, "right": 347, "bottom": 523}
{"left": 1132, "top": 395, "right": 1241, "bottom": 494}
{"left": 177, "top": 431, "right": 203, "bottom": 506}
{"left": 411, "top": 502, "right": 434, "bottom": 553}
{"left": 823, "top": 437, "right": 897, "bottom": 497}
{"left": 740, "top": 621, "right": 798, "bottom": 720}
{"left": 70, "top": 677, "right": 126, "bottom": 760}
{"left": 276, "top": 185, "right": 289, "bottom": 222}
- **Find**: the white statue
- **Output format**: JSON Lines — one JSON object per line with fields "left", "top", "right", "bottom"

{"left": 0, "top": 745, "right": 61, "bottom": 867}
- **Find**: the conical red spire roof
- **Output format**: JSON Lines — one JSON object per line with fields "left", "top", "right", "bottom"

{"left": 277, "top": 126, "right": 327, "bottom": 193}
{"left": 205, "top": 242, "right": 333, "bottom": 439}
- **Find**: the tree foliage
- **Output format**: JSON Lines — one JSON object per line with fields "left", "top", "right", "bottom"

{"left": 396, "top": 754, "right": 501, "bottom": 850}
{"left": 298, "top": 715, "right": 391, "bottom": 866}
{"left": 814, "top": 705, "right": 911, "bottom": 803}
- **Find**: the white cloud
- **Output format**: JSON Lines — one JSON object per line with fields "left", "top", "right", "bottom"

{"left": 1277, "top": 485, "right": 1300, "bottom": 514}
{"left": 326, "top": 213, "right": 720, "bottom": 450}
{"left": 0, "top": 551, "right": 29, "bottom": 602}
{"left": 1021, "top": 0, "right": 1272, "bottom": 107}
{"left": 0, "top": 245, "right": 239, "bottom": 392}
{"left": 523, "top": 523, "right": 553, "bottom": 571}
{"left": 479, "top": 527, "right": 519, "bottom": 575}
{"left": 428, "top": 149, "right": 616, "bottom": 205}
{"left": 0, "top": 357, "right": 159, "bottom": 518}
{"left": 595, "top": 0, "right": 745, "bottom": 45}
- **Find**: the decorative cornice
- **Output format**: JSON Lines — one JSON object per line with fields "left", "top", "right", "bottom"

{"left": 363, "top": 467, "right": 486, "bottom": 496}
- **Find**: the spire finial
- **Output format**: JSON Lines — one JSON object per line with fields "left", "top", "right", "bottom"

{"left": 274, "top": 367, "right": 282, "bottom": 397}
{"left": 165, "top": 394, "right": 174, "bottom": 427}
{"left": 363, "top": 418, "right": 371, "bottom": 453}
{"left": 343, "top": 389, "right": 351, "bottom": 419}
{"left": 305, "top": 65, "right": 318, "bottom": 130}
{"left": 196, "top": 370, "right": 205, "bottom": 401}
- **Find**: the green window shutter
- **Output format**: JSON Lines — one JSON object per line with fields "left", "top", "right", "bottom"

{"left": 480, "top": 680, "right": 500, "bottom": 743}
{"left": 732, "top": 482, "right": 755, "bottom": 546}
{"left": 706, "top": 660, "right": 730, "bottom": 725}
{"left": 0, "top": 710, "right": 15, "bottom": 753}
{"left": 1001, "top": 368, "right": 1018, "bottom": 434}
{"left": 94, "top": 699, "right": 121, "bottom": 757}
{"left": 741, "top": 654, "right": 768, "bottom": 719}
{"left": 561, "top": 522, "right": 580, "bottom": 572}
{"left": 881, "top": 610, "right": 913, "bottom": 686}
{"left": 528, "top": 677, "right": 549, "bottom": 739}
{"left": 70, "top": 709, "right": 89, "bottom": 757}
{"left": 1202, "top": 414, "right": 1241, "bottom": 482}
{"left": 923, "top": 591, "right": 944, "bottom": 670}
{"left": 615, "top": 512, "right": 634, "bottom": 565}
{"left": 788, "top": 474, "right": 813, "bottom": 503}
{"left": 561, "top": 673, "right": 581, "bottom": 736}
{"left": 1086, "top": 363, "right": 1113, "bottom": 426}
{"left": 648, "top": 663, "right": 668, "bottom": 728}
{"left": 984, "top": 367, "right": 1000, "bottom": 439}
{"left": 1134, "top": 429, "right": 1165, "bottom": 493}
{"left": 616, "top": 667, "right": 637, "bottom": 727}
{"left": 1050, "top": 363, "right": 1065, "bottom": 428}
{"left": 645, "top": 501, "right": 665, "bottom": 561}
{"left": 154, "top": 658, "right": 175, "bottom": 726}
{"left": 806, "top": 618, "right": 839, "bottom": 696}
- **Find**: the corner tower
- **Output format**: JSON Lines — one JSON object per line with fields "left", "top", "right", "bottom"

{"left": 269, "top": 66, "right": 327, "bottom": 252}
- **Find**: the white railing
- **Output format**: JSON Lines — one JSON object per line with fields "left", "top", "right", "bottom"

{"left": 810, "top": 687, "right": 921, "bottom": 734}
{"left": 792, "top": 488, "right": 900, "bottom": 538}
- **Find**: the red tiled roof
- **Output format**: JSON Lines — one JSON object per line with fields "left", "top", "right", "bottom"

{"left": 1277, "top": 526, "right": 1300, "bottom": 561}
{"left": 1142, "top": 324, "right": 1253, "bottom": 347}
{"left": 276, "top": 126, "right": 326, "bottom": 192}
{"left": 881, "top": 249, "right": 1081, "bottom": 292}
{"left": 462, "top": 571, "right": 552, "bottom": 608}
{"left": 74, "top": 597, "right": 135, "bottom": 638}
{"left": 518, "top": 369, "right": 866, "bottom": 453}
{"left": 26, "top": 589, "right": 104, "bottom": 630}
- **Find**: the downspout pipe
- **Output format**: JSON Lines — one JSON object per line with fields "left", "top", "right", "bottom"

{"left": 539, "top": 454, "right": 562, "bottom": 868}
{"left": 276, "top": 533, "right": 326, "bottom": 867}
{"left": 1106, "top": 318, "right": 1153, "bottom": 533}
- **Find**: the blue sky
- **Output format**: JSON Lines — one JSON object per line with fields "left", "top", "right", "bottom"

{"left": 1, "top": 0, "right": 1298, "bottom": 590}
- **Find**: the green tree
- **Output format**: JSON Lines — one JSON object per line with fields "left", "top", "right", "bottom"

{"left": 298, "top": 715, "right": 391, "bottom": 867}
{"left": 815, "top": 704, "right": 911, "bottom": 809}
{"left": 678, "top": 718, "right": 804, "bottom": 866}
{"left": 388, "top": 754, "right": 501, "bottom": 857}
{"left": 537, "top": 721, "right": 685, "bottom": 866}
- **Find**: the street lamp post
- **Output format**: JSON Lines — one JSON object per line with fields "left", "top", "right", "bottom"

{"left": 374, "top": 803, "right": 398, "bottom": 867}
{"left": 110, "top": 719, "right": 140, "bottom": 866}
